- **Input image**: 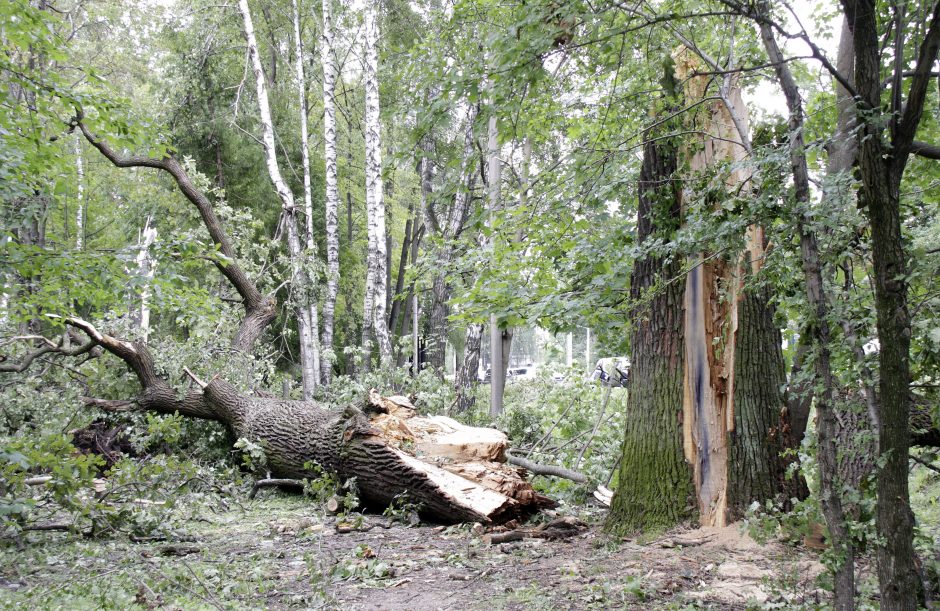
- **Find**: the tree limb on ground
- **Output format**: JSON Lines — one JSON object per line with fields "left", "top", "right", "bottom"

{"left": 506, "top": 452, "right": 587, "bottom": 483}
{"left": 481, "top": 516, "right": 587, "bottom": 544}
{"left": 41, "top": 317, "right": 554, "bottom": 524}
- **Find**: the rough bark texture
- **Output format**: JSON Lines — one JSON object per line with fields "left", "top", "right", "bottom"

{"left": 454, "top": 323, "right": 483, "bottom": 413}
{"left": 363, "top": 3, "right": 392, "bottom": 363}
{"left": 727, "top": 285, "right": 806, "bottom": 518}
{"left": 320, "top": 0, "right": 339, "bottom": 383}
{"left": 606, "top": 133, "right": 694, "bottom": 535}
{"left": 839, "top": 1, "right": 940, "bottom": 606}
{"left": 64, "top": 316, "right": 552, "bottom": 524}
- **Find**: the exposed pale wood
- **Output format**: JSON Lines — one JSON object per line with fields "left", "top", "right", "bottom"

{"left": 673, "top": 48, "right": 756, "bottom": 528}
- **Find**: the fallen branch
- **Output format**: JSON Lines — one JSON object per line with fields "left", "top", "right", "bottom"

{"left": 334, "top": 519, "right": 392, "bottom": 533}
{"left": 575, "top": 384, "right": 612, "bottom": 469}
{"left": 81, "top": 397, "right": 136, "bottom": 412}
{"left": 911, "top": 454, "right": 940, "bottom": 475}
{"left": 248, "top": 478, "right": 304, "bottom": 500}
{"left": 481, "top": 516, "right": 587, "bottom": 544}
{"left": 0, "top": 334, "right": 96, "bottom": 373}
{"left": 506, "top": 452, "right": 588, "bottom": 484}
{"left": 23, "top": 522, "right": 72, "bottom": 531}
{"left": 658, "top": 533, "right": 716, "bottom": 548}
{"left": 24, "top": 475, "right": 53, "bottom": 486}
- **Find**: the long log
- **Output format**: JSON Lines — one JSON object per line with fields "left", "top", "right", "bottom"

{"left": 199, "top": 384, "right": 553, "bottom": 523}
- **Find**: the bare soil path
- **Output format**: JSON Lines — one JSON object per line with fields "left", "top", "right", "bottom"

{"left": 0, "top": 495, "right": 830, "bottom": 610}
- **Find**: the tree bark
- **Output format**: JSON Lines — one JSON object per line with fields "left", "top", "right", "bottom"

{"left": 388, "top": 211, "right": 412, "bottom": 338}
{"left": 61, "top": 317, "right": 552, "bottom": 524}
{"left": 363, "top": 2, "right": 392, "bottom": 364}
{"left": 292, "top": 0, "right": 324, "bottom": 398}
{"left": 839, "top": 1, "right": 940, "bottom": 605}
{"left": 320, "top": 0, "right": 340, "bottom": 384}
{"left": 133, "top": 216, "right": 158, "bottom": 341}
{"left": 74, "top": 134, "right": 84, "bottom": 250}
{"left": 486, "top": 109, "right": 504, "bottom": 417}
{"left": 454, "top": 323, "right": 483, "bottom": 412}
{"left": 607, "top": 131, "right": 693, "bottom": 534}
{"left": 426, "top": 108, "right": 478, "bottom": 373}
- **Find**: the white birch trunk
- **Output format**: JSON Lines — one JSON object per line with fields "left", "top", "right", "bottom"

{"left": 239, "top": 0, "right": 321, "bottom": 394}
{"left": 292, "top": 0, "right": 323, "bottom": 397}
{"left": 364, "top": 2, "right": 392, "bottom": 363}
{"left": 75, "top": 134, "right": 84, "bottom": 250}
{"left": 585, "top": 328, "right": 591, "bottom": 373}
{"left": 320, "top": 0, "right": 340, "bottom": 383}
{"left": 135, "top": 216, "right": 158, "bottom": 341}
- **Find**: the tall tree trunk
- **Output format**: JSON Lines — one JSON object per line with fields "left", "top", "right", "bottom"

{"left": 486, "top": 109, "right": 504, "bottom": 417}
{"left": 319, "top": 0, "right": 340, "bottom": 384}
{"left": 388, "top": 212, "right": 412, "bottom": 337}
{"left": 363, "top": 2, "right": 392, "bottom": 364}
{"left": 426, "top": 108, "right": 478, "bottom": 373}
{"left": 607, "top": 131, "right": 693, "bottom": 534}
{"left": 74, "top": 134, "right": 84, "bottom": 250}
{"left": 727, "top": 282, "right": 806, "bottom": 517}
{"left": 134, "top": 216, "right": 158, "bottom": 342}
{"left": 839, "top": 1, "right": 940, "bottom": 605}
{"left": 455, "top": 323, "right": 483, "bottom": 412}
{"left": 292, "top": 0, "right": 323, "bottom": 398}
{"left": 675, "top": 48, "right": 803, "bottom": 525}
{"left": 239, "top": 0, "right": 321, "bottom": 394}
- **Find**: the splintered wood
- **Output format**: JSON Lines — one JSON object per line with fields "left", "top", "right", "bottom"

{"left": 672, "top": 47, "right": 763, "bottom": 528}
{"left": 365, "top": 390, "right": 555, "bottom": 523}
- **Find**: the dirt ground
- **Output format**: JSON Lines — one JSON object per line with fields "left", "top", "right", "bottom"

{"left": 0, "top": 494, "right": 835, "bottom": 610}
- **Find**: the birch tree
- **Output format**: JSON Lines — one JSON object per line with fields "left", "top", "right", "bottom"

{"left": 74, "top": 134, "right": 84, "bottom": 250}
{"left": 238, "top": 0, "right": 321, "bottom": 395}
{"left": 134, "top": 216, "right": 157, "bottom": 341}
{"left": 362, "top": 2, "right": 392, "bottom": 364}
{"left": 320, "top": 0, "right": 340, "bottom": 382}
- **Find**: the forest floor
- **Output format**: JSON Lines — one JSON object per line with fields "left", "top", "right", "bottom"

{"left": 0, "top": 494, "right": 845, "bottom": 610}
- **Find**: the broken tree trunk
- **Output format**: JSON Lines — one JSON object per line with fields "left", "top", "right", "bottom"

{"left": 206, "top": 384, "right": 555, "bottom": 524}
{"left": 674, "top": 48, "right": 803, "bottom": 526}
{"left": 61, "top": 316, "right": 551, "bottom": 525}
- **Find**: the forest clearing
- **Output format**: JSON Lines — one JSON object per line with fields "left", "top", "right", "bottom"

{"left": 2, "top": 0, "right": 940, "bottom": 608}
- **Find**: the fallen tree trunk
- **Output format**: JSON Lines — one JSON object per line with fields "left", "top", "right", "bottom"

{"left": 200, "top": 383, "right": 555, "bottom": 524}
{"left": 54, "top": 317, "right": 555, "bottom": 525}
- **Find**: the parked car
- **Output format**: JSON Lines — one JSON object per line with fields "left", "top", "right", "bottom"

{"left": 508, "top": 364, "right": 537, "bottom": 381}
{"left": 590, "top": 357, "right": 630, "bottom": 387}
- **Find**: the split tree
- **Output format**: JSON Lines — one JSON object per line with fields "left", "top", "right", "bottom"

{"left": 608, "top": 52, "right": 804, "bottom": 533}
